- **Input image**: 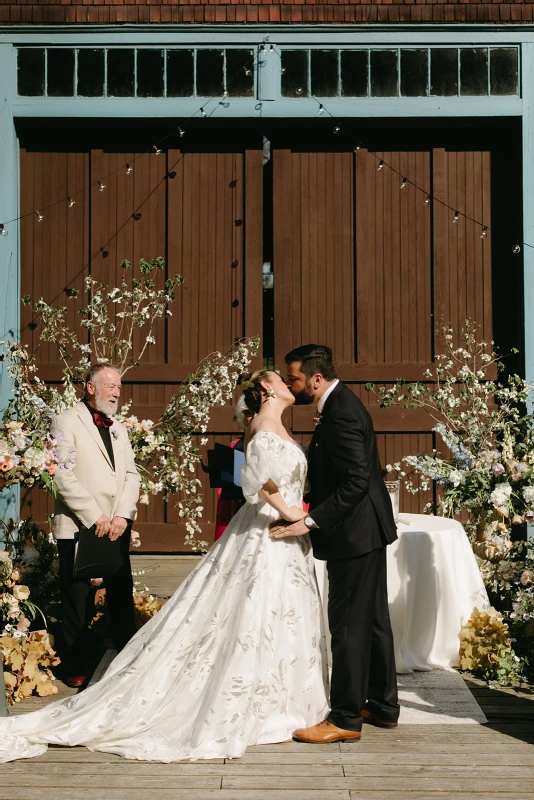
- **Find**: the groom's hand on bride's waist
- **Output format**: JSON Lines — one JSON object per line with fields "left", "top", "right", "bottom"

{"left": 269, "top": 519, "right": 309, "bottom": 538}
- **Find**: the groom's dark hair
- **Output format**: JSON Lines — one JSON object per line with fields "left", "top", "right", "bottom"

{"left": 284, "top": 344, "right": 337, "bottom": 381}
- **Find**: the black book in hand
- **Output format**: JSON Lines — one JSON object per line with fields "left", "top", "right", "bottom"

{"left": 73, "top": 524, "right": 126, "bottom": 580}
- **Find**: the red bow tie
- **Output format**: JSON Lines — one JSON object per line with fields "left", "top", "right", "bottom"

{"left": 93, "top": 412, "right": 113, "bottom": 429}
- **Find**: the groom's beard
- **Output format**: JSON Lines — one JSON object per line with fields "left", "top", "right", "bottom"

{"left": 291, "top": 385, "right": 315, "bottom": 406}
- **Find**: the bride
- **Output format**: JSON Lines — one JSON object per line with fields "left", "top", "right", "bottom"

{"left": 0, "top": 370, "right": 329, "bottom": 763}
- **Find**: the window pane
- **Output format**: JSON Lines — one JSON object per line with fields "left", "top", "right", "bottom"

{"left": 47, "top": 49, "right": 74, "bottom": 97}
{"left": 226, "top": 49, "right": 254, "bottom": 97}
{"left": 370, "top": 50, "right": 398, "bottom": 97}
{"left": 17, "top": 49, "right": 45, "bottom": 96}
{"left": 460, "top": 48, "right": 488, "bottom": 96}
{"left": 167, "top": 50, "right": 194, "bottom": 97}
{"left": 311, "top": 50, "right": 338, "bottom": 97}
{"left": 196, "top": 50, "right": 224, "bottom": 96}
{"left": 401, "top": 49, "right": 428, "bottom": 97}
{"left": 137, "top": 49, "right": 164, "bottom": 98}
{"left": 430, "top": 49, "right": 458, "bottom": 96}
{"left": 490, "top": 48, "right": 518, "bottom": 96}
{"left": 341, "top": 51, "right": 368, "bottom": 97}
{"left": 281, "top": 51, "right": 308, "bottom": 98}
{"left": 77, "top": 49, "right": 104, "bottom": 97}
{"left": 107, "top": 49, "right": 134, "bottom": 97}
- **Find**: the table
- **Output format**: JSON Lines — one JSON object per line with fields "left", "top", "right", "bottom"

{"left": 314, "top": 513, "right": 489, "bottom": 674}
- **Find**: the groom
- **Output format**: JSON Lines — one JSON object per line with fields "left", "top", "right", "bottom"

{"left": 272, "top": 344, "right": 400, "bottom": 742}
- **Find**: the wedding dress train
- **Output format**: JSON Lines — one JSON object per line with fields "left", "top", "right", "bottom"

{"left": 0, "top": 432, "right": 329, "bottom": 763}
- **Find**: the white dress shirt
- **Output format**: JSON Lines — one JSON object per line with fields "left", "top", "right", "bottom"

{"left": 318, "top": 379, "right": 340, "bottom": 415}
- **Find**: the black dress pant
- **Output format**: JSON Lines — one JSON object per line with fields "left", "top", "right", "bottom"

{"left": 326, "top": 546, "right": 399, "bottom": 732}
{"left": 57, "top": 530, "right": 136, "bottom": 671}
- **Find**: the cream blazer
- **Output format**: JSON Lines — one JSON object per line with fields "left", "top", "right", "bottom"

{"left": 50, "top": 401, "right": 141, "bottom": 540}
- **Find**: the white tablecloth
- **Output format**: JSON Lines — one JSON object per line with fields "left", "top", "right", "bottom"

{"left": 314, "top": 513, "right": 489, "bottom": 674}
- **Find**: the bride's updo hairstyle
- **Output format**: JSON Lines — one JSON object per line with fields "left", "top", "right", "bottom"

{"left": 240, "top": 370, "right": 276, "bottom": 415}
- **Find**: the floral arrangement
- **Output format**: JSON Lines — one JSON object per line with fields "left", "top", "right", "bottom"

{"left": 1, "top": 257, "right": 259, "bottom": 551}
{"left": 459, "top": 606, "right": 523, "bottom": 686}
{"left": 0, "top": 419, "right": 74, "bottom": 497}
{"left": 366, "top": 320, "right": 534, "bottom": 683}
{"left": 1, "top": 631, "right": 59, "bottom": 704}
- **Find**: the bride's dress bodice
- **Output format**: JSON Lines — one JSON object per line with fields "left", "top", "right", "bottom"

{"left": 241, "top": 431, "right": 307, "bottom": 509}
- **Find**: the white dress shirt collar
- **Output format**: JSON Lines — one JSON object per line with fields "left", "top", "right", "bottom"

{"left": 318, "top": 379, "right": 340, "bottom": 415}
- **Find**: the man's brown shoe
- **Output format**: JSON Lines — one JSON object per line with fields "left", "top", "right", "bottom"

{"left": 293, "top": 720, "right": 361, "bottom": 744}
{"left": 361, "top": 708, "right": 398, "bottom": 729}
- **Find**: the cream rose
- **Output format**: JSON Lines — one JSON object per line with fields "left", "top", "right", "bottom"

{"left": 12, "top": 585, "right": 30, "bottom": 601}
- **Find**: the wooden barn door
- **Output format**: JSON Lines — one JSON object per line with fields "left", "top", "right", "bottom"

{"left": 273, "top": 146, "right": 492, "bottom": 513}
{"left": 20, "top": 146, "right": 263, "bottom": 550}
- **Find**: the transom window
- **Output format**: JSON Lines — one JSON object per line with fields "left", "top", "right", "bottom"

{"left": 281, "top": 47, "right": 519, "bottom": 98}
{"left": 16, "top": 48, "right": 254, "bottom": 98}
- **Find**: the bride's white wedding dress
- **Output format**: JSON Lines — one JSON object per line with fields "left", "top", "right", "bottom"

{"left": 0, "top": 432, "right": 329, "bottom": 763}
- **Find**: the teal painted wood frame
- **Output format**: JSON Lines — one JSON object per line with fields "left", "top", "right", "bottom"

{"left": 0, "top": 42, "right": 20, "bottom": 522}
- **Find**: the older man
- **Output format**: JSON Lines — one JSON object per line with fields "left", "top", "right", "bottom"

{"left": 51, "top": 365, "right": 141, "bottom": 688}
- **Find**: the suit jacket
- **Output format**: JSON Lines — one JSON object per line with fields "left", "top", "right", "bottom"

{"left": 50, "top": 401, "right": 141, "bottom": 540}
{"left": 306, "top": 382, "right": 397, "bottom": 561}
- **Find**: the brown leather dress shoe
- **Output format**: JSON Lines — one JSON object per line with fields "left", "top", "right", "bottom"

{"left": 293, "top": 720, "right": 361, "bottom": 744}
{"left": 361, "top": 708, "right": 399, "bottom": 729}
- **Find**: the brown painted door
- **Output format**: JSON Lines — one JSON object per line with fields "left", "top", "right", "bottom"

{"left": 20, "top": 146, "right": 263, "bottom": 550}
{"left": 273, "top": 146, "right": 492, "bottom": 513}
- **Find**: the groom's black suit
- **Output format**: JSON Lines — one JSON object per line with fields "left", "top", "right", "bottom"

{"left": 306, "top": 381, "right": 400, "bottom": 731}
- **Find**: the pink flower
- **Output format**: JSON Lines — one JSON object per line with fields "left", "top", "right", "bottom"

{"left": 493, "top": 463, "right": 505, "bottom": 475}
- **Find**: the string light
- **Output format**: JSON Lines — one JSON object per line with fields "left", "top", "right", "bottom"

{"left": 179, "top": 128, "right": 185, "bottom": 138}
{"left": 269, "top": 45, "right": 274, "bottom": 54}
{"left": 98, "top": 181, "right": 106, "bottom": 192}
{"left": 223, "top": 91, "right": 229, "bottom": 98}
{"left": 35, "top": 211, "right": 44, "bottom": 223}
{"left": 424, "top": 195, "right": 431, "bottom": 206}
{"left": 296, "top": 88, "right": 303, "bottom": 95}
{"left": 400, "top": 178, "right": 407, "bottom": 190}
{"left": 244, "top": 68, "right": 252, "bottom": 77}
{"left": 153, "top": 145, "right": 162, "bottom": 155}
{"left": 480, "top": 226, "right": 488, "bottom": 239}
{"left": 126, "top": 164, "right": 133, "bottom": 175}
{"left": 513, "top": 243, "right": 521, "bottom": 254}
{"left": 318, "top": 104, "right": 325, "bottom": 115}
{"left": 67, "top": 197, "right": 76, "bottom": 208}
{"left": 453, "top": 210, "right": 460, "bottom": 224}
{"left": 200, "top": 107, "right": 207, "bottom": 118}
{"left": 281, "top": 67, "right": 286, "bottom": 75}
{"left": 354, "top": 143, "right": 362, "bottom": 151}
{"left": 0, "top": 224, "right": 7, "bottom": 236}
{"left": 333, "top": 125, "right": 341, "bottom": 134}
{"left": 377, "top": 160, "right": 385, "bottom": 171}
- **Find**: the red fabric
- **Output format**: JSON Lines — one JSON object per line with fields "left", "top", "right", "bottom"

{"left": 93, "top": 412, "right": 113, "bottom": 429}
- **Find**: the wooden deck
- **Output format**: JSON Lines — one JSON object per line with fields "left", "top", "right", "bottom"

{"left": 2, "top": 556, "right": 533, "bottom": 800}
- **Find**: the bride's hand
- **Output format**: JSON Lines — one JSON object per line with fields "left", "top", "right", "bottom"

{"left": 283, "top": 506, "right": 307, "bottom": 523}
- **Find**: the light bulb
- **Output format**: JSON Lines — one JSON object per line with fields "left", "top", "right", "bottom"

{"left": 223, "top": 91, "right": 229, "bottom": 98}
{"left": 296, "top": 88, "right": 303, "bottom": 95}
{"left": 126, "top": 164, "right": 133, "bottom": 175}
{"left": 333, "top": 125, "right": 341, "bottom": 134}
{"left": 153, "top": 145, "right": 162, "bottom": 155}
{"left": 200, "top": 107, "right": 207, "bottom": 118}
{"left": 67, "top": 196, "right": 76, "bottom": 208}
{"left": 377, "top": 160, "right": 384, "bottom": 171}
{"left": 424, "top": 195, "right": 431, "bottom": 205}
{"left": 452, "top": 210, "right": 460, "bottom": 224}
{"left": 400, "top": 178, "right": 407, "bottom": 190}
{"left": 281, "top": 67, "right": 286, "bottom": 75}
{"left": 35, "top": 211, "right": 44, "bottom": 222}
{"left": 513, "top": 244, "right": 521, "bottom": 254}
{"left": 179, "top": 128, "right": 185, "bottom": 137}
{"left": 98, "top": 181, "right": 106, "bottom": 192}
{"left": 318, "top": 104, "right": 325, "bottom": 115}
{"left": 480, "top": 226, "right": 488, "bottom": 239}
{"left": 354, "top": 143, "right": 362, "bottom": 151}
{"left": 244, "top": 68, "right": 252, "bottom": 77}
{"left": 0, "top": 224, "right": 7, "bottom": 236}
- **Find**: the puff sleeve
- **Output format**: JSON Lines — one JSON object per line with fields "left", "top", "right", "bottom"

{"left": 241, "top": 432, "right": 288, "bottom": 505}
